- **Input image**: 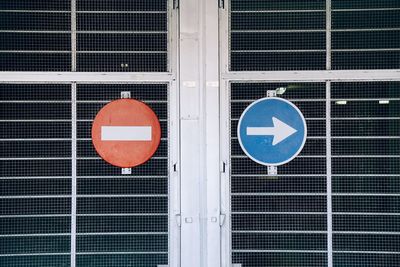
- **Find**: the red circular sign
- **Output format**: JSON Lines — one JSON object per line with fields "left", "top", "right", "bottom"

{"left": 92, "top": 99, "right": 161, "bottom": 168}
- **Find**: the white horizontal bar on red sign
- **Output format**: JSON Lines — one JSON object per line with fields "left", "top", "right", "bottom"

{"left": 101, "top": 126, "right": 152, "bottom": 141}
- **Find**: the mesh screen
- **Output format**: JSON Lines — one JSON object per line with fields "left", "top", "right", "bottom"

{"left": 229, "top": 81, "right": 400, "bottom": 266}
{"left": 331, "top": 1, "right": 400, "bottom": 69}
{"left": 0, "top": 0, "right": 168, "bottom": 72}
{"left": 230, "top": 82, "right": 328, "bottom": 266}
{"left": 229, "top": 0, "right": 400, "bottom": 71}
{"left": 0, "top": 84, "right": 72, "bottom": 266}
{"left": 75, "top": 83, "right": 169, "bottom": 266}
{"left": 0, "top": 83, "right": 169, "bottom": 266}
{"left": 76, "top": 0, "right": 168, "bottom": 72}
{"left": 331, "top": 82, "right": 400, "bottom": 267}
{"left": 229, "top": 0, "right": 326, "bottom": 71}
{"left": 0, "top": 1, "right": 71, "bottom": 71}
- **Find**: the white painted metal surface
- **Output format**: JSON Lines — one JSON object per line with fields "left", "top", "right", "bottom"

{"left": 179, "top": 0, "right": 202, "bottom": 265}
{"left": 222, "top": 70, "right": 400, "bottom": 81}
{"left": 0, "top": 72, "right": 175, "bottom": 82}
{"left": 204, "top": 0, "right": 222, "bottom": 266}
{"left": 101, "top": 126, "right": 152, "bottom": 141}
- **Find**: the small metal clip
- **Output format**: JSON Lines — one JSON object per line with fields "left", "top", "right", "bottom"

{"left": 121, "top": 91, "right": 131, "bottom": 99}
{"left": 121, "top": 168, "right": 132, "bottom": 175}
{"left": 267, "top": 166, "right": 278, "bottom": 175}
{"left": 267, "top": 90, "right": 277, "bottom": 98}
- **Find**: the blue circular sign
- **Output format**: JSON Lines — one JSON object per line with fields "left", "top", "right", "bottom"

{"left": 237, "top": 97, "right": 307, "bottom": 166}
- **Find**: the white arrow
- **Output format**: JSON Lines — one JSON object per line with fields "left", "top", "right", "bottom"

{"left": 246, "top": 117, "right": 297, "bottom": 146}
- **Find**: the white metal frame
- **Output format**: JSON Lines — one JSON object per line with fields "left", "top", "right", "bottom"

{"left": 2, "top": 0, "right": 400, "bottom": 266}
{"left": 219, "top": 1, "right": 400, "bottom": 267}
{"left": 0, "top": 0, "right": 180, "bottom": 266}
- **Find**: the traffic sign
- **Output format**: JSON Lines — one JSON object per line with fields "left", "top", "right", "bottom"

{"left": 92, "top": 99, "right": 161, "bottom": 168}
{"left": 237, "top": 97, "right": 307, "bottom": 166}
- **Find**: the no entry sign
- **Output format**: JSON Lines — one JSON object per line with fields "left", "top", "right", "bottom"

{"left": 92, "top": 99, "right": 161, "bottom": 168}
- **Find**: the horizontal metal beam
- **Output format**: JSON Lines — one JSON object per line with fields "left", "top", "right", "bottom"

{"left": 0, "top": 194, "right": 167, "bottom": 199}
{"left": 76, "top": 251, "right": 168, "bottom": 255}
{"left": 223, "top": 70, "right": 400, "bottom": 81}
{"left": 0, "top": 213, "right": 167, "bottom": 218}
{"left": 231, "top": 193, "right": 327, "bottom": 196}
{"left": 232, "top": 250, "right": 327, "bottom": 253}
{"left": 232, "top": 250, "right": 400, "bottom": 254}
{"left": 231, "top": 10, "right": 325, "bottom": 13}
{"left": 231, "top": 212, "right": 327, "bottom": 215}
{"left": 0, "top": 252, "right": 168, "bottom": 257}
{"left": 0, "top": 232, "right": 168, "bottom": 237}
{"left": 233, "top": 230, "right": 327, "bottom": 234}
{"left": 0, "top": 72, "right": 174, "bottom": 82}
{"left": 0, "top": 253, "right": 70, "bottom": 257}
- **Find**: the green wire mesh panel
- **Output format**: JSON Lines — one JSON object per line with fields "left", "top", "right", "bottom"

{"left": 76, "top": 0, "right": 168, "bottom": 72}
{"left": 230, "top": 82, "right": 328, "bottom": 267}
{"left": 229, "top": 81, "right": 400, "bottom": 267}
{"left": 0, "top": 83, "right": 170, "bottom": 267}
{"left": 0, "top": 84, "right": 72, "bottom": 266}
{"left": 229, "top": 0, "right": 326, "bottom": 71}
{"left": 0, "top": 1, "right": 71, "bottom": 71}
{"left": 331, "top": 0, "right": 400, "bottom": 69}
{"left": 0, "top": 0, "right": 169, "bottom": 72}
{"left": 75, "top": 83, "right": 169, "bottom": 267}
{"left": 230, "top": 0, "right": 400, "bottom": 71}
{"left": 331, "top": 82, "right": 400, "bottom": 267}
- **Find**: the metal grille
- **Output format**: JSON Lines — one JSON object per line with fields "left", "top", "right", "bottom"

{"left": 75, "top": 83, "right": 169, "bottom": 266}
{"left": 0, "top": 83, "right": 170, "bottom": 266}
{"left": 229, "top": 0, "right": 326, "bottom": 71}
{"left": 76, "top": 0, "right": 168, "bottom": 72}
{"left": 331, "top": 1, "right": 400, "bottom": 69}
{"left": 229, "top": 81, "right": 400, "bottom": 266}
{"left": 0, "top": 2, "right": 71, "bottom": 71}
{"left": 230, "top": 82, "right": 328, "bottom": 266}
{"left": 229, "top": 0, "right": 400, "bottom": 71}
{"left": 0, "top": 0, "right": 168, "bottom": 72}
{"left": 0, "top": 84, "right": 72, "bottom": 266}
{"left": 331, "top": 82, "right": 400, "bottom": 267}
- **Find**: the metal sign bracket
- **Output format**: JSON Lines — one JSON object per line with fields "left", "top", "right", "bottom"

{"left": 121, "top": 91, "right": 132, "bottom": 175}
{"left": 266, "top": 90, "right": 277, "bottom": 175}
{"left": 121, "top": 91, "right": 131, "bottom": 99}
{"left": 267, "top": 90, "right": 277, "bottom": 98}
{"left": 267, "top": 165, "right": 278, "bottom": 175}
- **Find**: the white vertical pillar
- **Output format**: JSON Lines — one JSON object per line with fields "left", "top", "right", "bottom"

{"left": 203, "top": 0, "right": 221, "bottom": 266}
{"left": 179, "top": 0, "right": 221, "bottom": 264}
{"left": 179, "top": 0, "right": 202, "bottom": 266}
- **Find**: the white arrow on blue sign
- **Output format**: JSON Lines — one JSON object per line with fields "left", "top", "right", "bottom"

{"left": 237, "top": 97, "right": 307, "bottom": 166}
